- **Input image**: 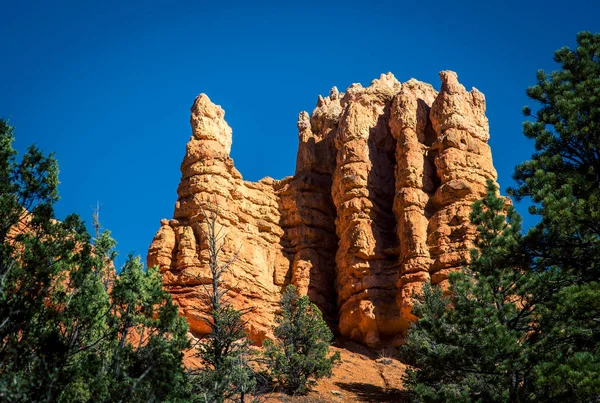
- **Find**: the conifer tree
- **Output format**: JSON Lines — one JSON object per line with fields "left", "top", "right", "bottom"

{"left": 0, "top": 120, "right": 190, "bottom": 402}
{"left": 401, "top": 181, "right": 537, "bottom": 402}
{"left": 509, "top": 30, "right": 600, "bottom": 401}
{"left": 402, "top": 32, "right": 600, "bottom": 402}
{"left": 264, "top": 284, "right": 340, "bottom": 395}
{"left": 188, "top": 201, "right": 257, "bottom": 403}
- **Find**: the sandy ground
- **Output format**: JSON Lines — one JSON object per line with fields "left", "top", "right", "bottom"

{"left": 184, "top": 338, "right": 411, "bottom": 402}
{"left": 262, "top": 341, "right": 410, "bottom": 403}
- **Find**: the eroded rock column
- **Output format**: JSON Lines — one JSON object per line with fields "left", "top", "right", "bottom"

{"left": 332, "top": 74, "right": 402, "bottom": 347}
{"left": 426, "top": 71, "right": 498, "bottom": 286}
{"left": 278, "top": 88, "right": 341, "bottom": 324}
{"left": 389, "top": 80, "right": 438, "bottom": 325}
{"left": 148, "top": 94, "right": 288, "bottom": 343}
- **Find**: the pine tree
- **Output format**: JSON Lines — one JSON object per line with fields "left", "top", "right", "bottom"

{"left": 401, "top": 181, "right": 538, "bottom": 402}
{"left": 188, "top": 201, "right": 257, "bottom": 403}
{"left": 0, "top": 120, "right": 190, "bottom": 402}
{"left": 401, "top": 32, "right": 600, "bottom": 402}
{"left": 264, "top": 284, "right": 340, "bottom": 395}
{"left": 509, "top": 31, "right": 600, "bottom": 401}
{"left": 103, "top": 253, "right": 190, "bottom": 402}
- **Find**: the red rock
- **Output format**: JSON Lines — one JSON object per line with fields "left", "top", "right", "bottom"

{"left": 148, "top": 71, "right": 502, "bottom": 347}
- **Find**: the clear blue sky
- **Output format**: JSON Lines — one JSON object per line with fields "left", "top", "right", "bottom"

{"left": 2, "top": 0, "right": 599, "bottom": 268}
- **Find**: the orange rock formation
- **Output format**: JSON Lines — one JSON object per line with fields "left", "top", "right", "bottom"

{"left": 147, "top": 71, "right": 498, "bottom": 347}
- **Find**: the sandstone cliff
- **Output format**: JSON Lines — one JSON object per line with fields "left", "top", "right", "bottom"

{"left": 147, "top": 71, "right": 498, "bottom": 347}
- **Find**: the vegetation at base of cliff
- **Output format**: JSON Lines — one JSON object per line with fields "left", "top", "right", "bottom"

{"left": 0, "top": 120, "right": 190, "bottom": 402}
{"left": 402, "top": 182, "right": 536, "bottom": 402}
{"left": 0, "top": 122, "right": 340, "bottom": 402}
{"left": 264, "top": 284, "right": 341, "bottom": 395}
{"left": 402, "top": 31, "right": 600, "bottom": 402}
{"left": 186, "top": 201, "right": 260, "bottom": 403}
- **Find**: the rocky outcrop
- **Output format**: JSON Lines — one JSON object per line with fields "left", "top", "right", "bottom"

{"left": 147, "top": 94, "right": 288, "bottom": 343}
{"left": 148, "top": 71, "right": 499, "bottom": 347}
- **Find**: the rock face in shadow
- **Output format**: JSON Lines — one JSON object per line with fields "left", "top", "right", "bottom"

{"left": 147, "top": 71, "right": 499, "bottom": 347}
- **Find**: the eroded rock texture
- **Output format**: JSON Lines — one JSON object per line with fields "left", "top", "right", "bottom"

{"left": 148, "top": 71, "right": 499, "bottom": 347}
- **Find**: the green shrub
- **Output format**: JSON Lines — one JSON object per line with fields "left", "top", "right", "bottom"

{"left": 264, "top": 285, "right": 340, "bottom": 395}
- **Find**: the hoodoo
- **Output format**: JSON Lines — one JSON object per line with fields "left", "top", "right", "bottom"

{"left": 148, "top": 71, "right": 499, "bottom": 347}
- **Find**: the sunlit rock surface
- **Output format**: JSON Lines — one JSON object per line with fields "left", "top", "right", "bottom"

{"left": 148, "top": 71, "right": 499, "bottom": 347}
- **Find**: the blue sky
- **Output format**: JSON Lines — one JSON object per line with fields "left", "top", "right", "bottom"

{"left": 2, "top": 0, "right": 599, "bottom": 268}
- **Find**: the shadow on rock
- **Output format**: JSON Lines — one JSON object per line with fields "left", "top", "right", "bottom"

{"left": 335, "top": 382, "right": 411, "bottom": 403}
